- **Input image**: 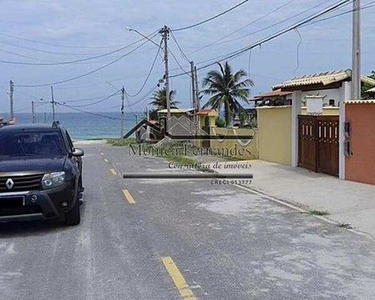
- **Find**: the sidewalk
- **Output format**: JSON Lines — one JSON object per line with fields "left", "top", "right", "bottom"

{"left": 205, "top": 159, "right": 375, "bottom": 238}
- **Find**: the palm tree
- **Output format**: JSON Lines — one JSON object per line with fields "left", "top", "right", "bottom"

{"left": 149, "top": 88, "right": 180, "bottom": 110}
{"left": 202, "top": 62, "right": 253, "bottom": 125}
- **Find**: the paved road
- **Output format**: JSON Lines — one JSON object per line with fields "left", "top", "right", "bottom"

{"left": 1, "top": 142, "right": 375, "bottom": 300}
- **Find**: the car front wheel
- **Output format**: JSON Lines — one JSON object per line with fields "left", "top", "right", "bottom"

{"left": 64, "top": 196, "right": 81, "bottom": 226}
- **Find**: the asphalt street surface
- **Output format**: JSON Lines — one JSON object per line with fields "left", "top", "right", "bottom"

{"left": 1, "top": 143, "right": 375, "bottom": 300}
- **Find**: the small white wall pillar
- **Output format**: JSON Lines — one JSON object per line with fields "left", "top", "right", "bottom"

{"left": 291, "top": 91, "right": 302, "bottom": 167}
{"left": 338, "top": 82, "right": 351, "bottom": 180}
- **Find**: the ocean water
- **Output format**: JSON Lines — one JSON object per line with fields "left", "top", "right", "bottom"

{"left": 1, "top": 112, "right": 144, "bottom": 140}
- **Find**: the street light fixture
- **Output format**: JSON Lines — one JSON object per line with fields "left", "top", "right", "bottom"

{"left": 126, "top": 27, "right": 163, "bottom": 50}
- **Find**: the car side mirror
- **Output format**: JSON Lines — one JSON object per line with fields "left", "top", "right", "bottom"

{"left": 72, "top": 148, "right": 84, "bottom": 157}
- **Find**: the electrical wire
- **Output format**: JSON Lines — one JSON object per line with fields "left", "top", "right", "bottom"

{"left": 172, "top": 0, "right": 249, "bottom": 32}
{"left": 168, "top": 48, "right": 192, "bottom": 78}
{"left": 0, "top": 31, "right": 159, "bottom": 66}
{"left": 170, "top": 32, "right": 191, "bottom": 63}
{"left": 55, "top": 102, "right": 121, "bottom": 120}
{"left": 61, "top": 90, "right": 121, "bottom": 108}
{"left": 0, "top": 32, "right": 132, "bottom": 49}
{"left": 0, "top": 48, "right": 53, "bottom": 62}
{"left": 293, "top": 28, "right": 302, "bottom": 73}
{"left": 63, "top": 94, "right": 119, "bottom": 103}
{"left": 124, "top": 39, "right": 163, "bottom": 97}
{"left": 0, "top": 39, "right": 104, "bottom": 56}
{"left": 125, "top": 85, "right": 158, "bottom": 108}
{"left": 301, "top": 0, "right": 375, "bottom": 27}
{"left": 17, "top": 90, "right": 44, "bottom": 101}
{"left": 14, "top": 101, "right": 49, "bottom": 112}
{"left": 189, "top": 0, "right": 297, "bottom": 55}
{"left": 189, "top": 0, "right": 334, "bottom": 55}
{"left": 16, "top": 33, "right": 159, "bottom": 88}
{"left": 169, "top": 0, "right": 351, "bottom": 79}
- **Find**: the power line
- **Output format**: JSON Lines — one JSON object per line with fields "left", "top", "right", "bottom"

{"left": 189, "top": 0, "right": 297, "bottom": 55}
{"left": 0, "top": 32, "right": 159, "bottom": 66}
{"left": 125, "top": 85, "right": 158, "bottom": 108}
{"left": 124, "top": 38, "right": 163, "bottom": 97}
{"left": 171, "top": 0, "right": 249, "bottom": 32}
{"left": 15, "top": 102, "right": 49, "bottom": 112}
{"left": 62, "top": 94, "right": 120, "bottom": 103}
{"left": 220, "top": 0, "right": 352, "bottom": 45}
{"left": 61, "top": 90, "right": 121, "bottom": 107}
{"left": 301, "top": 0, "right": 375, "bottom": 27}
{"left": 189, "top": 0, "right": 335, "bottom": 55}
{"left": 16, "top": 33, "right": 159, "bottom": 88}
{"left": 169, "top": 0, "right": 352, "bottom": 79}
{"left": 0, "top": 32, "right": 131, "bottom": 49}
{"left": 168, "top": 48, "right": 192, "bottom": 78}
{"left": 0, "top": 39, "right": 103, "bottom": 56}
{"left": 0, "top": 48, "right": 53, "bottom": 62}
{"left": 55, "top": 102, "right": 121, "bottom": 120}
{"left": 170, "top": 32, "right": 190, "bottom": 63}
{"left": 53, "top": 82, "right": 108, "bottom": 90}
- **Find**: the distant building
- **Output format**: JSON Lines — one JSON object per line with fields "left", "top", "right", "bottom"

{"left": 250, "top": 89, "right": 292, "bottom": 107}
{"left": 366, "top": 87, "right": 375, "bottom": 99}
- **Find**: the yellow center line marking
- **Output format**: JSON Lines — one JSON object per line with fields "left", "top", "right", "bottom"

{"left": 110, "top": 168, "right": 117, "bottom": 175}
{"left": 122, "top": 189, "right": 136, "bottom": 204}
{"left": 100, "top": 152, "right": 104, "bottom": 156}
{"left": 104, "top": 158, "right": 109, "bottom": 163}
{"left": 161, "top": 257, "right": 196, "bottom": 300}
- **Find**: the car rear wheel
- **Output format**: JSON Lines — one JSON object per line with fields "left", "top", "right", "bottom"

{"left": 65, "top": 197, "right": 80, "bottom": 226}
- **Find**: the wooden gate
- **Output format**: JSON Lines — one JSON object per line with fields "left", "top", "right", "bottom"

{"left": 298, "top": 115, "right": 339, "bottom": 177}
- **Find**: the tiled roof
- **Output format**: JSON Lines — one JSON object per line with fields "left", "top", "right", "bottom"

{"left": 251, "top": 89, "right": 292, "bottom": 100}
{"left": 157, "top": 108, "right": 194, "bottom": 114}
{"left": 345, "top": 100, "right": 375, "bottom": 104}
{"left": 366, "top": 87, "right": 375, "bottom": 93}
{"left": 273, "top": 69, "right": 375, "bottom": 90}
{"left": 196, "top": 109, "right": 216, "bottom": 116}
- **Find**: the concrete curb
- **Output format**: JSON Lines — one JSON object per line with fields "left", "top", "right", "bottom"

{"left": 204, "top": 163, "right": 375, "bottom": 241}
{"left": 233, "top": 183, "right": 375, "bottom": 241}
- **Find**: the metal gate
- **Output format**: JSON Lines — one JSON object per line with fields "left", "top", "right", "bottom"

{"left": 298, "top": 115, "right": 339, "bottom": 177}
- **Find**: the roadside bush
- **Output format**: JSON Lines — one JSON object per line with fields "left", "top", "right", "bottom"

{"left": 216, "top": 118, "right": 226, "bottom": 128}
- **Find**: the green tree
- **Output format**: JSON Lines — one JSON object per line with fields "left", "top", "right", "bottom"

{"left": 149, "top": 88, "right": 180, "bottom": 110}
{"left": 202, "top": 62, "right": 253, "bottom": 125}
{"left": 361, "top": 71, "right": 375, "bottom": 99}
{"left": 215, "top": 117, "right": 226, "bottom": 128}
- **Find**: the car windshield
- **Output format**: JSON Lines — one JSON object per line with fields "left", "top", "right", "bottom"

{"left": 0, "top": 130, "right": 66, "bottom": 158}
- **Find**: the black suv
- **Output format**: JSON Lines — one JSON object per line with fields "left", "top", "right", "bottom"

{"left": 0, "top": 123, "right": 84, "bottom": 225}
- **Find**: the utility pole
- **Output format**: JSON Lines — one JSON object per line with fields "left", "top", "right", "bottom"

{"left": 146, "top": 106, "right": 150, "bottom": 142}
{"left": 44, "top": 112, "right": 47, "bottom": 123}
{"left": 190, "top": 61, "right": 197, "bottom": 110}
{"left": 9, "top": 80, "right": 14, "bottom": 120}
{"left": 121, "top": 86, "right": 125, "bottom": 140}
{"left": 51, "top": 86, "right": 56, "bottom": 121}
{"left": 194, "top": 66, "right": 200, "bottom": 110}
{"left": 31, "top": 101, "right": 36, "bottom": 123}
{"left": 160, "top": 25, "right": 171, "bottom": 129}
{"left": 191, "top": 61, "right": 198, "bottom": 134}
{"left": 352, "top": 0, "right": 361, "bottom": 100}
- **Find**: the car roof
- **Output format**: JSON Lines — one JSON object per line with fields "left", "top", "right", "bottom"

{"left": 0, "top": 124, "right": 63, "bottom": 132}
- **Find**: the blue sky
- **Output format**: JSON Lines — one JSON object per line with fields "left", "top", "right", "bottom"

{"left": 0, "top": 0, "right": 374, "bottom": 116}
